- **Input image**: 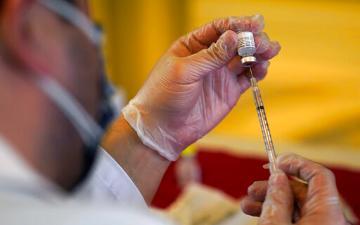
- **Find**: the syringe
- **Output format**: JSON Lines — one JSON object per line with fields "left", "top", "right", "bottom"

{"left": 238, "top": 34, "right": 312, "bottom": 218}
{"left": 237, "top": 32, "right": 278, "bottom": 174}
{"left": 248, "top": 67, "right": 278, "bottom": 174}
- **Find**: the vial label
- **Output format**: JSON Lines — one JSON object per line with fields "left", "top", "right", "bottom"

{"left": 238, "top": 32, "right": 256, "bottom": 57}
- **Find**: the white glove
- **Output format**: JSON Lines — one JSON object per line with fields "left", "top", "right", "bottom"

{"left": 122, "top": 15, "right": 281, "bottom": 161}
{"left": 241, "top": 153, "right": 349, "bottom": 225}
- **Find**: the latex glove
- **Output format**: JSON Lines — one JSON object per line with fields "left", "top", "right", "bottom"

{"left": 241, "top": 154, "right": 348, "bottom": 225}
{"left": 122, "top": 15, "right": 281, "bottom": 161}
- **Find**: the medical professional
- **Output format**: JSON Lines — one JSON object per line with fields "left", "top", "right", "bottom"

{"left": 0, "top": 0, "right": 347, "bottom": 224}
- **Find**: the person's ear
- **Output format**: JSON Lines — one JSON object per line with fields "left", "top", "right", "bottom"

{"left": 0, "top": 0, "right": 52, "bottom": 74}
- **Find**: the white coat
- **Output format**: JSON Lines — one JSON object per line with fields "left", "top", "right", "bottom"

{"left": 0, "top": 136, "right": 173, "bottom": 225}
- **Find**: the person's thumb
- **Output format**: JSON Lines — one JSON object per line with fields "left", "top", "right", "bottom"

{"left": 186, "top": 30, "right": 238, "bottom": 78}
{"left": 259, "top": 170, "right": 293, "bottom": 225}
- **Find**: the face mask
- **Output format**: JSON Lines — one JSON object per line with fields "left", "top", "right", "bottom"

{"left": 33, "top": 0, "right": 116, "bottom": 190}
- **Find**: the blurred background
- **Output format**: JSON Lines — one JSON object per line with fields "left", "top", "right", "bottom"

{"left": 90, "top": 0, "right": 360, "bottom": 223}
{"left": 90, "top": 0, "right": 360, "bottom": 154}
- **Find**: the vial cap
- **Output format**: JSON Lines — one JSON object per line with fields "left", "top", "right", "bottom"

{"left": 241, "top": 56, "right": 257, "bottom": 65}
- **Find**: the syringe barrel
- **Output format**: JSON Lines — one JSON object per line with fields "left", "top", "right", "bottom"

{"left": 250, "top": 76, "right": 278, "bottom": 174}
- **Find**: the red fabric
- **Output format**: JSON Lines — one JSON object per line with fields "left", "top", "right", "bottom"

{"left": 152, "top": 148, "right": 360, "bottom": 221}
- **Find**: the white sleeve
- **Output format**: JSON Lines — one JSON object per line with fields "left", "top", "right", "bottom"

{"left": 74, "top": 148, "right": 147, "bottom": 208}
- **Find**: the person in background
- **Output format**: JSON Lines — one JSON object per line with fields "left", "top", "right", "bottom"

{"left": 175, "top": 145, "right": 202, "bottom": 188}
{"left": 0, "top": 0, "right": 348, "bottom": 224}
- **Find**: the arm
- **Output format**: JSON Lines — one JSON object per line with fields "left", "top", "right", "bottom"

{"left": 102, "top": 116, "right": 170, "bottom": 204}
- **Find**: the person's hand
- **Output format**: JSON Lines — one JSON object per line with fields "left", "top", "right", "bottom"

{"left": 241, "top": 154, "right": 348, "bottom": 225}
{"left": 122, "top": 15, "right": 281, "bottom": 160}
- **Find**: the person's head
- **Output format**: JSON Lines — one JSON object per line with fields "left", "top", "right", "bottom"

{"left": 0, "top": 0, "right": 108, "bottom": 190}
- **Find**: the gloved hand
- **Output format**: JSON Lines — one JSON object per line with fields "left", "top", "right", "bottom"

{"left": 122, "top": 15, "right": 281, "bottom": 161}
{"left": 241, "top": 154, "right": 348, "bottom": 225}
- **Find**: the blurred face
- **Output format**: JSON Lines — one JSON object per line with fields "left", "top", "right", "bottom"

{"left": 49, "top": 0, "right": 100, "bottom": 118}
{"left": 40, "top": 0, "right": 105, "bottom": 189}
{"left": 0, "top": 0, "right": 112, "bottom": 190}
{"left": 48, "top": 1, "right": 102, "bottom": 188}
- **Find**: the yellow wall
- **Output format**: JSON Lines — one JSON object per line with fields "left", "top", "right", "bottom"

{"left": 90, "top": 0, "right": 187, "bottom": 98}
{"left": 91, "top": 0, "right": 360, "bottom": 150}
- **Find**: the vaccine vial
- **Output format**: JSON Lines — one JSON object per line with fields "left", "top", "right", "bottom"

{"left": 237, "top": 32, "right": 257, "bottom": 65}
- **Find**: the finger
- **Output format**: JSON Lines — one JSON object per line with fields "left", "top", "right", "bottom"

{"left": 185, "top": 30, "right": 238, "bottom": 77}
{"left": 227, "top": 57, "right": 270, "bottom": 77}
{"left": 289, "top": 179, "right": 308, "bottom": 209}
{"left": 259, "top": 170, "right": 293, "bottom": 225}
{"left": 277, "top": 154, "right": 339, "bottom": 201}
{"left": 263, "top": 163, "right": 270, "bottom": 169}
{"left": 241, "top": 196, "right": 263, "bottom": 217}
{"left": 226, "top": 31, "right": 278, "bottom": 76}
{"left": 227, "top": 55, "right": 246, "bottom": 76}
{"left": 254, "top": 32, "right": 281, "bottom": 60}
{"left": 227, "top": 42, "right": 278, "bottom": 77}
{"left": 172, "top": 15, "right": 265, "bottom": 56}
{"left": 237, "top": 74, "right": 251, "bottom": 93}
{"left": 255, "top": 33, "right": 271, "bottom": 54}
{"left": 248, "top": 180, "right": 268, "bottom": 202}
{"left": 277, "top": 154, "right": 345, "bottom": 223}
{"left": 237, "top": 61, "right": 269, "bottom": 93}
{"left": 252, "top": 60, "right": 269, "bottom": 81}
{"left": 256, "top": 41, "right": 281, "bottom": 61}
